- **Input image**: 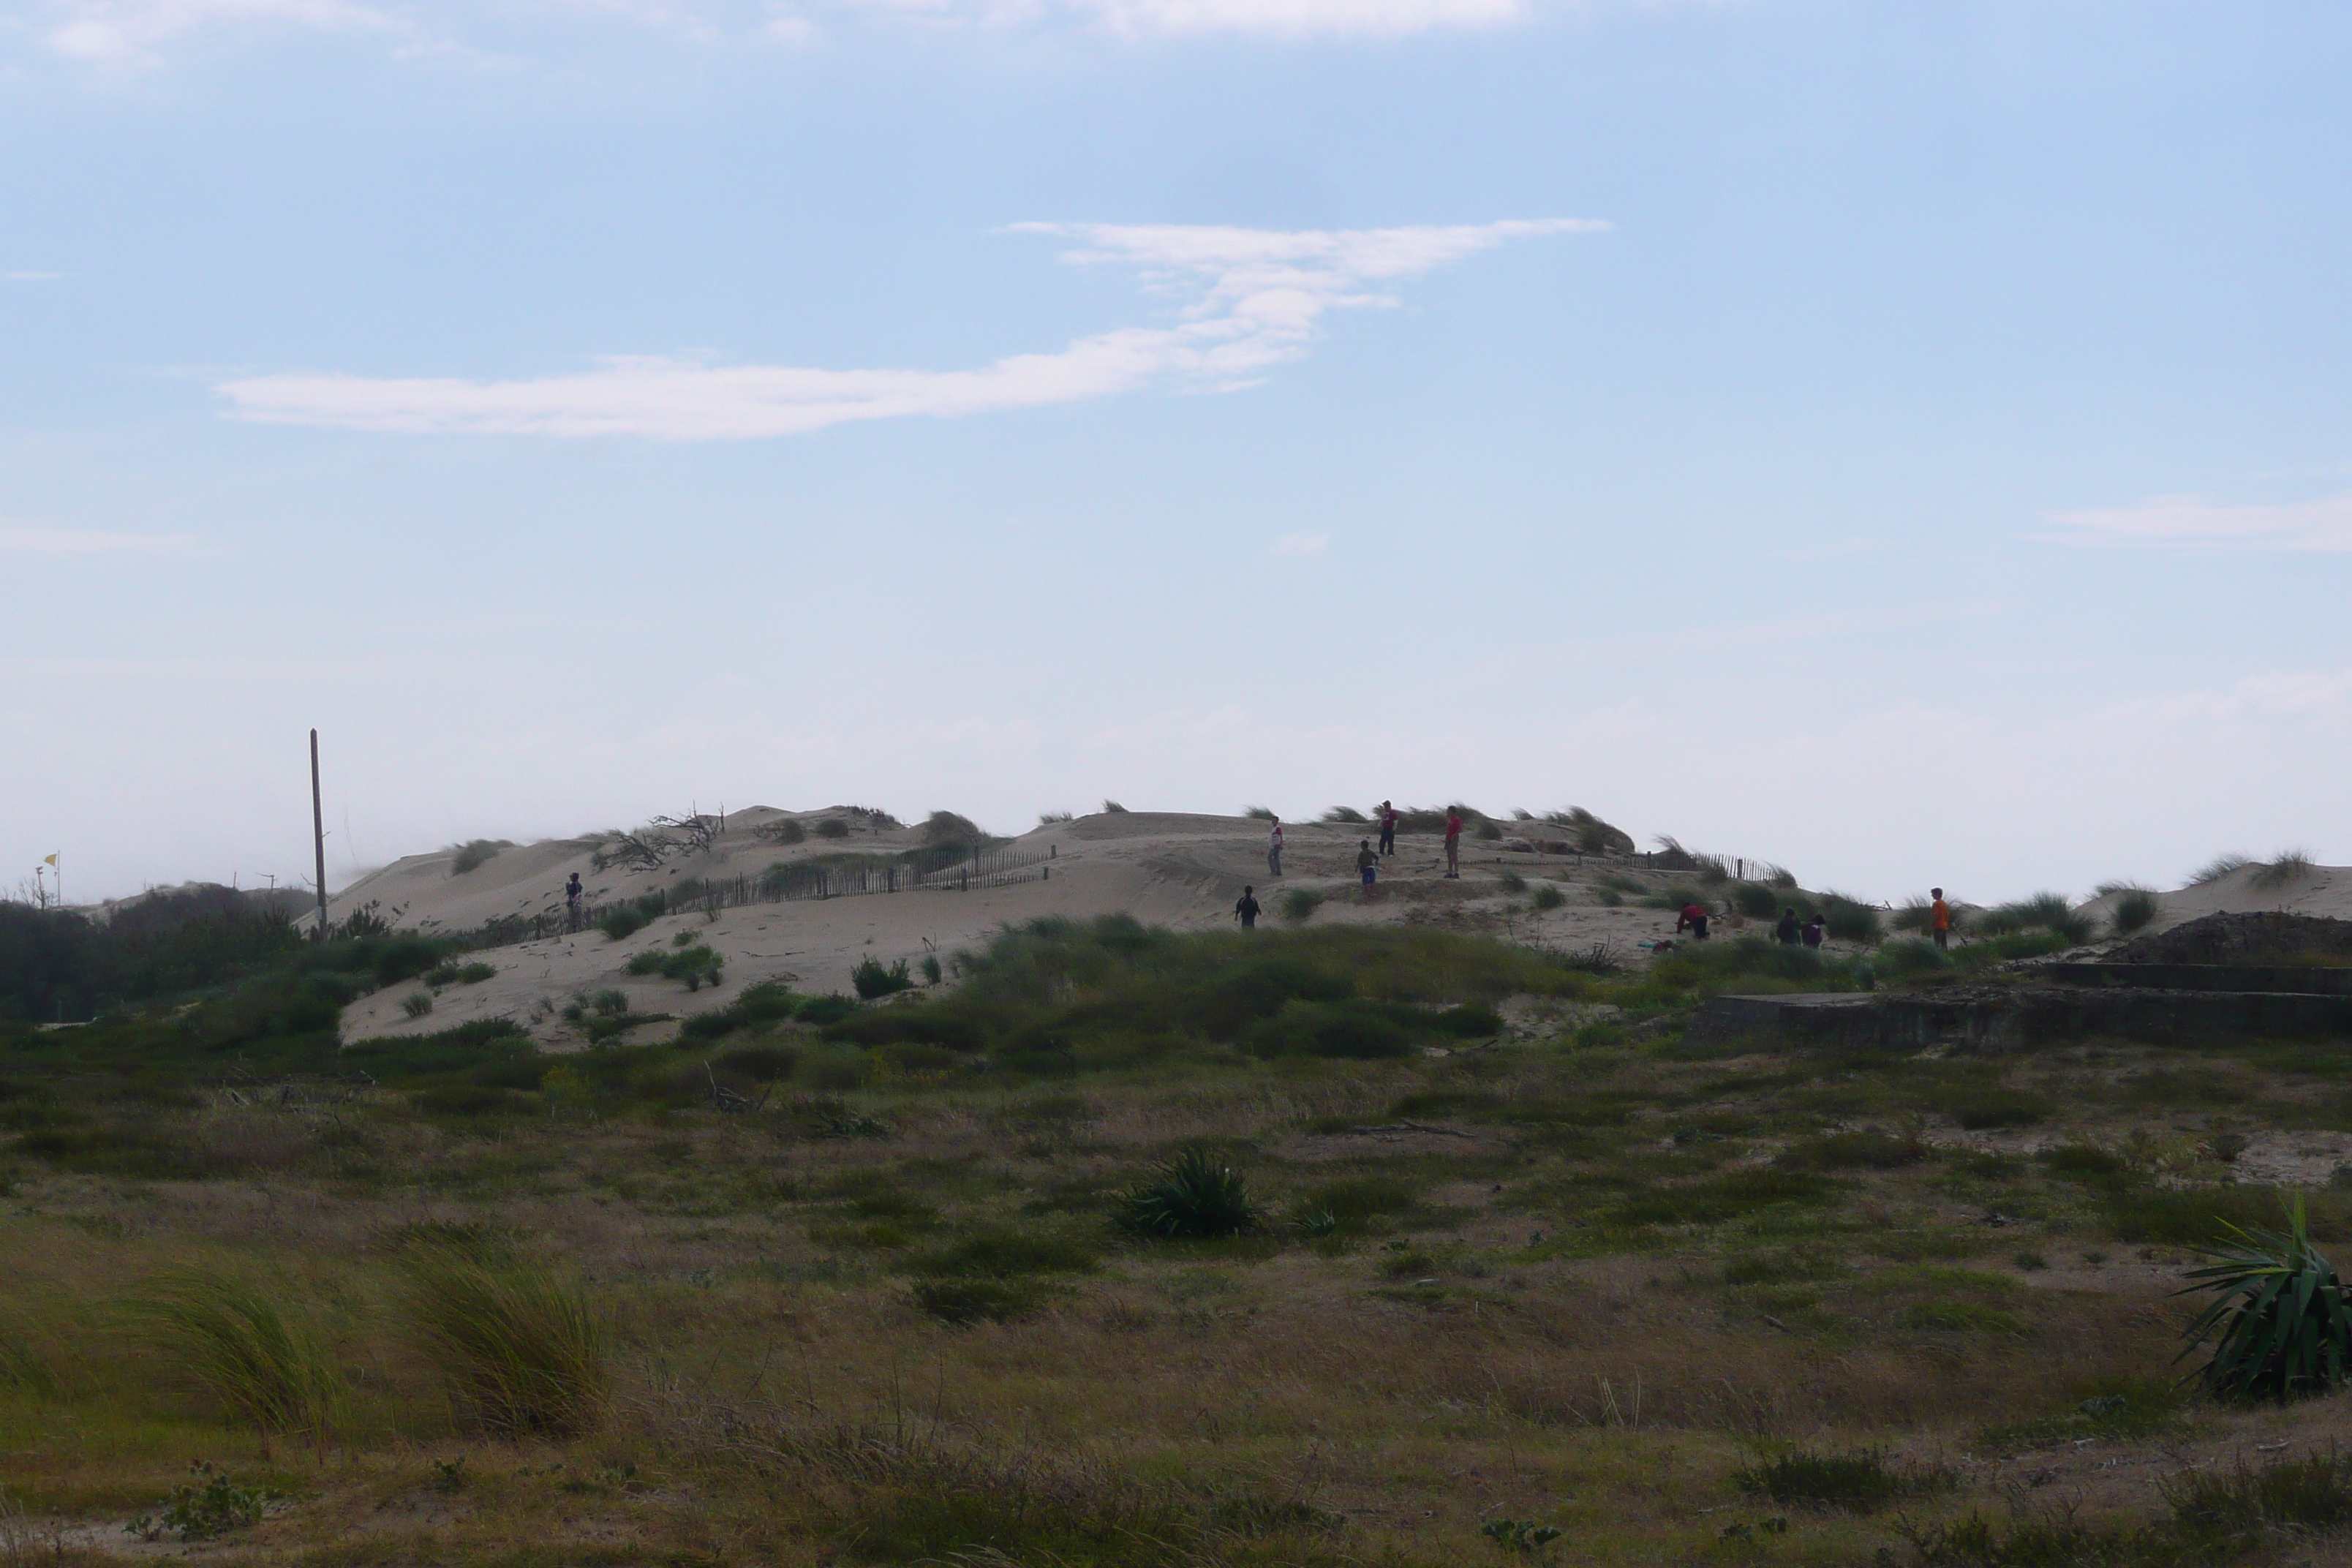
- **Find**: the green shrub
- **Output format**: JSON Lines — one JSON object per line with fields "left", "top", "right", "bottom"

{"left": 909, "top": 1226, "right": 1098, "bottom": 1279}
{"left": 1820, "top": 894, "right": 1882, "bottom": 943}
{"left": 2179, "top": 1195, "right": 2352, "bottom": 1400}
{"left": 715, "top": 1043, "right": 799, "bottom": 1082}
{"left": 1498, "top": 870, "right": 1527, "bottom": 893}
{"left": 796, "top": 995, "right": 859, "bottom": 1026}
{"left": 851, "top": 957, "right": 914, "bottom": 1000}
{"left": 763, "top": 817, "right": 808, "bottom": 844}
{"left": 2101, "top": 1185, "right": 2292, "bottom": 1245}
{"left": 129, "top": 1464, "right": 285, "bottom": 1542}
{"left": 1543, "top": 807, "right": 1633, "bottom": 854}
{"left": 921, "top": 954, "right": 943, "bottom": 984}
{"left": 1973, "top": 892, "right": 2092, "bottom": 946}
{"left": 1278, "top": 889, "right": 1324, "bottom": 923}
{"left": 1116, "top": 1148, "right": 1262, "bottom": 1238}
{"left": 599, "top": 906, "right": 652, "bottom": 941}
{"left": 1776, "top": 1131, "right": 1924, "bottom": 1170}
{"left": 1240, "top": 1001, "right": 1417, "bottom": 1060}
{"left": 398, "top": 1243, "right": 606, "bottom": 1436}
{"left": 1945, "top": 1089, "right": 2049, "bottom": 1131}
{"left": 625, "top": 943, "right": 723, "bottom": 991}
{"left": 401, "top": 991, "right": 434, "bottom": 1018}
{"left": 2167, "top": 1450, "right": 2352, "bottom": 1534}
{"left": 126, "top": 1270, "right": 342, "bottom": 1455}
{"left": 1530, "top": 885, "right": 1565, "bottom": 911}
{"left": 815, "top": 818, "right": 851, "bottom": 840}
{"left": 1319, "top": 806, "right": 1369, "bottom": 824}
{"left": 1733, "top": 883, "right": 1779, "bottom": 919}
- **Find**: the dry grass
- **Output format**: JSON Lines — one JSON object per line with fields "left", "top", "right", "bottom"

{"left": 17, "top": 972, "right": 2352, "bottom": 1563}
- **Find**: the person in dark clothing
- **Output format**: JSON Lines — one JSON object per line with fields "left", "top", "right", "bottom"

{"left": 1377, "top": 800, "right": 1398, "bottom": 857}
{"left": 1357, "top": 840, "right": 1380, "bottom": 899}
{"left": 565, "top": 872, "right": 584, "bottom": 931}
{"left": 1776, "top": 908, "right": 1801, "bottom": 944}
{"left": 1676, "top": 902, "right": 1710, "bottom": 939}
{"left": 1235, "top": 886, "right": 1262, "bottom": 929}
{"left": 1802, "top": 913, "right": 1825, "bottom": 950}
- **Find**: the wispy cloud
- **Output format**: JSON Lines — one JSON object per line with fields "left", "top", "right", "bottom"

{"left": 1270, "top": 531, "right": 1330, "bottom": 557}
{"left": 216, "top": 218, "right": 1603, "bottom": 440}
{"left": 819, "top": 0, "right": 1528, "bottom": 36}
{"left": 0, "top": 524, "right": 207, "bottom": 557}
{"left": 2043, "top": 490, "right": 2352, "bottom": 553}
{"left": 37, "top": 0, "right": 396, "bottom": 63}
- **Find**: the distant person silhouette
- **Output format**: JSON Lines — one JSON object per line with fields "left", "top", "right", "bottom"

{"left": 1931, "top": 888, "right": 1951, "bottom": 950}
{"left": 1235, "top": 885, "right": 1262, "bottom": 930}
{"left": 565, "top": 872, "right": 584, "bottom": 931}
{"left": 1444, "top": 807, "right": 1463, "bottom": 878}
{"left": 1776, "top": 907, "right": 1801, "bottom": 945}
{"left": 1803, "top": 913, "right": 1826, "bottom": 950}
{"left": 1357, "top": 839, "right": 1380, "bottom": 899}
{"left": 1677, "top": 902, "right": 1710, "bottom": 939}
{"left": 1267, "top": 816, "right": 1284, "bottom": 878}
{"left": 1378, "top": 800, "right": 1398, "bottom": 857}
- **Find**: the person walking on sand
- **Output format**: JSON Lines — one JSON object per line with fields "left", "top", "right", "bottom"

{"left": 1378, "top": 800, "right": 1398, "bottom": 858}
{"left": 1267, "top": 815, "right": 1284, "bottom": 878}
{"left": 1444, "top": 807, "right": 1463, "bottom": 878}
{"left": 1802, "top": 912, "right": 1826, "bottom": 951}
{"left": 565, "top": 871, "right": 584, "bottom": 932}
{"left": 1235, "top": 885, "right": 1262, "bottom": 930}
{"left": 1677, "top": 901, "right": 1710, "bottom": 939}
{"left": 1931, "top": 888, "right": 1952, "bottom": 950}
{"left": 1357, "top": 839, "right": 1380, "bottom": 900}
{"left": 1776, "top": 907, "right": 1801, "bottom": 945}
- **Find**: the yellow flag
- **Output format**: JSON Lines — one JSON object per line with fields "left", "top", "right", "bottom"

{"left": 42, "top": 853, "right": 57, "bottom": 867}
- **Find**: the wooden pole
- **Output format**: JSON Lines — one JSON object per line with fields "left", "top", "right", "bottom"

{"left": 310, "top": 728, "right": 329, "bottom": 941}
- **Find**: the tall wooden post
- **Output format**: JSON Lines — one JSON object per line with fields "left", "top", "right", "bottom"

{"left": 310, "top": 728, "right": 329, "bottom": 941}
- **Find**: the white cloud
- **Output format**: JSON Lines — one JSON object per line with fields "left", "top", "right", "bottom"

{"left": 2043, "top": 490, "right": 2352, "bottom": 552}
{"left": 37, "top": 0, "right": 394, "bottom": 62}
{"left": 1270, "top": 531, "right": 1330, "bottom": 557}
{"left": 216, "top": 218, "right": 1602, "bottom": 440}
{"left": 0, "top": 524, "right": 207, "bottom": 556}
{"left": 829, "top": 0, "right": 1526, "bottom": 35}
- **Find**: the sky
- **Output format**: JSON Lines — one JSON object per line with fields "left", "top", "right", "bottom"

{"left": 3, "top": 0, "right": 2348, "bottom": 908}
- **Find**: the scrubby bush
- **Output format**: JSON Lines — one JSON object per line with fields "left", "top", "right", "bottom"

{"left": 1733, "top": 883, "right": 1779, "bottom": 919}
{"left": 2191, "top": 853, "right": 2250, "bottom": 886}
{"left": 1974, "top": 893, "right": 2092, "bottom": 946}
{"left": 401, "top": 992, "right": 434, "bottom": 1018}
{"left": 815, "top": 818, "right": 851, "bottom": 840}
{"left": 1819, "top": 894, "right": 1883, "bottom": 943}
{"left": 1735, "top": 1449, "right": 1952, "bottom": 1512}
{"left": 1319, "top": 806, "right": 1368, "bottom": 824}
{"left": 852, "top": 957, "right": 913, "bottom": 1000}
{"left": 1498, "top": 871, "right": 1527, "bottom": 893}
{"left": 1278, "top": 889, "right": 1324, "bottom": 923}
{"left": 1116, "top": 1148, "right": 1262, "bottom": 1238}
{"left": 1531, "top": 886, "right": 1566, "bottom": 911}
{"left": 2253, "top": 849, "right": 2318, "bottom": 890}
{"left": 625, "top": 943, "right": 723, "bottom": 991}
{"left": 760, "top": 816, "right": 808, "bottom": 844}
{"left": 1543, "top": 807, "right": 1633, "bottom": 854}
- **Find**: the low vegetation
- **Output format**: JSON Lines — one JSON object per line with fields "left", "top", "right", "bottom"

{"left": 9, "top": 897, "right": 2352, "bottom": 1566}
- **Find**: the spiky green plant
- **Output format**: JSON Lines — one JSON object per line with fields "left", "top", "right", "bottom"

{"left": 399, "top": 1244, "right": 606, "bottom": 1436}
{"left": 1115, "top": 1148, "right": 1262, "bottom": 1239}
{"left": 2176, "top": 1194, "right": 2352, "bottom": 1401}
{"left": 125, "top": 1270, "right": 342, "bottom": 1458}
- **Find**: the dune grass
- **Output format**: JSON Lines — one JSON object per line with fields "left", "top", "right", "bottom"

{"left": 397, "top": 1242, "right": 606, "bottom": 1438}
{"left": 2251, "top": 849, "right": 2318, "bottom": 890}
{"left": 124, "top": 1269, "right": 343, "bottom": 1458}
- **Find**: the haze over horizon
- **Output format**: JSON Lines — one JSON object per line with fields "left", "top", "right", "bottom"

{"left": 4, "top": 0, "right": 2347, "bottom": 907}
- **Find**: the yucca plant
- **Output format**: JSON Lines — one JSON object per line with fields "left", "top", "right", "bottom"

{"left": 399, "top": 1243, "right": 606, "bottom": 1436}
{"left": 1115, "top": 1148, "right": 1263, "bottom": 1239}
{"left": 126, "top": 1270, "right": 342, "bottom": 1458}
{"left": 2176, "top": 1194, "right": 2352, "bottom": 1400}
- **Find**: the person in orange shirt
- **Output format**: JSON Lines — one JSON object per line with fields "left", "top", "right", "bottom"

{"left": 1931, "top": 888, "right": 1951, "bottom": 950}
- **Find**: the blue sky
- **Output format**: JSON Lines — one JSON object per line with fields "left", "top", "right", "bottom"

{"left": 4, "top": 0, "right": 2348, "bottom": 905}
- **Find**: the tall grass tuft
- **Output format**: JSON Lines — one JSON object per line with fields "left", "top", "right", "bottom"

{"left": 1115, "top": 1148, "right": 1263, "bottom": 1239}
{"left": 2252, "top": 848, "right": 2318, "bottom": 890}
{"left": 1973, "top": 892, "right": 2092, "bottom": 946}
{"left": 1243, "top": 805, "right": 1277, "bottom": 821}
{"left": 1278, "top": 889, "right": 1324, "bottom": 923}
{"left": 1100, "top": 800, "right": 1127, "bottom": 814}
{"left": 126, "top": 1270, "right": 342, "bottom": 1458}
{"left": 448, "top": 839, "right": 509, "bottom": 876}
{"left": 2099, "top": 883, "right": 2161, "bottom": 935}
{"left": 2191, "top": 853, "right": 2251, "bottom": 886}
{"left": 1319, "top": 805, "right": 1369, "bottom": 823}
{"left": 398, "top": 1243, "right": 607, "bottom": 1437}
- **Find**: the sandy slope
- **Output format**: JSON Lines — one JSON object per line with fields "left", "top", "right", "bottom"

{"left": 331, "top": 809, "right": 1710, "bottom": 1047}
{"left": 2076, "top": 859, "right": 2352, "bottom": 942}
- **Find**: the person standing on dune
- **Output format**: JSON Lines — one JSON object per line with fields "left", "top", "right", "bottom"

{"left": 1378, "top": 801, "right": 1398, "bottom": 858}
{"left": 1267, "top": 816, "right": 1284, "bottom": 878}
{"left": 1443, "top": 807, "right": 1463, "bottom": 878}
{"left": 1235, "top": 886, "right": 1262, "bottom": 930}
{"left": 1358, "top": 839, "right": 1380, "bottom": 900}
{"left": 1931, "top": 889, "right": 1952, "bottom": 950}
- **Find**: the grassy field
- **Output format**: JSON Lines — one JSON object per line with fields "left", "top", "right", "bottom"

{"left": 6, "top": 917, "right": 2352, "bottom": 1566}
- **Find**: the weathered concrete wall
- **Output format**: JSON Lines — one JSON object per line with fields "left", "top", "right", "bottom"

{"left": 2048, "top": 963, "right": 2352, "bottom": 995}
{"left": 1686, "top": 986, "right": 2352, "bottom": 1055}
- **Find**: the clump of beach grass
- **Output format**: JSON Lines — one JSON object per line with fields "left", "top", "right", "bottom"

{"left": 125, "top": 1270, "right": 342, "bottom": 1458}
{"left": 2252, "top": 849, "right": 2318, "bottom": 890}
{"left": 397, "top": 1242, "right": 607, "bottom": 1437}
